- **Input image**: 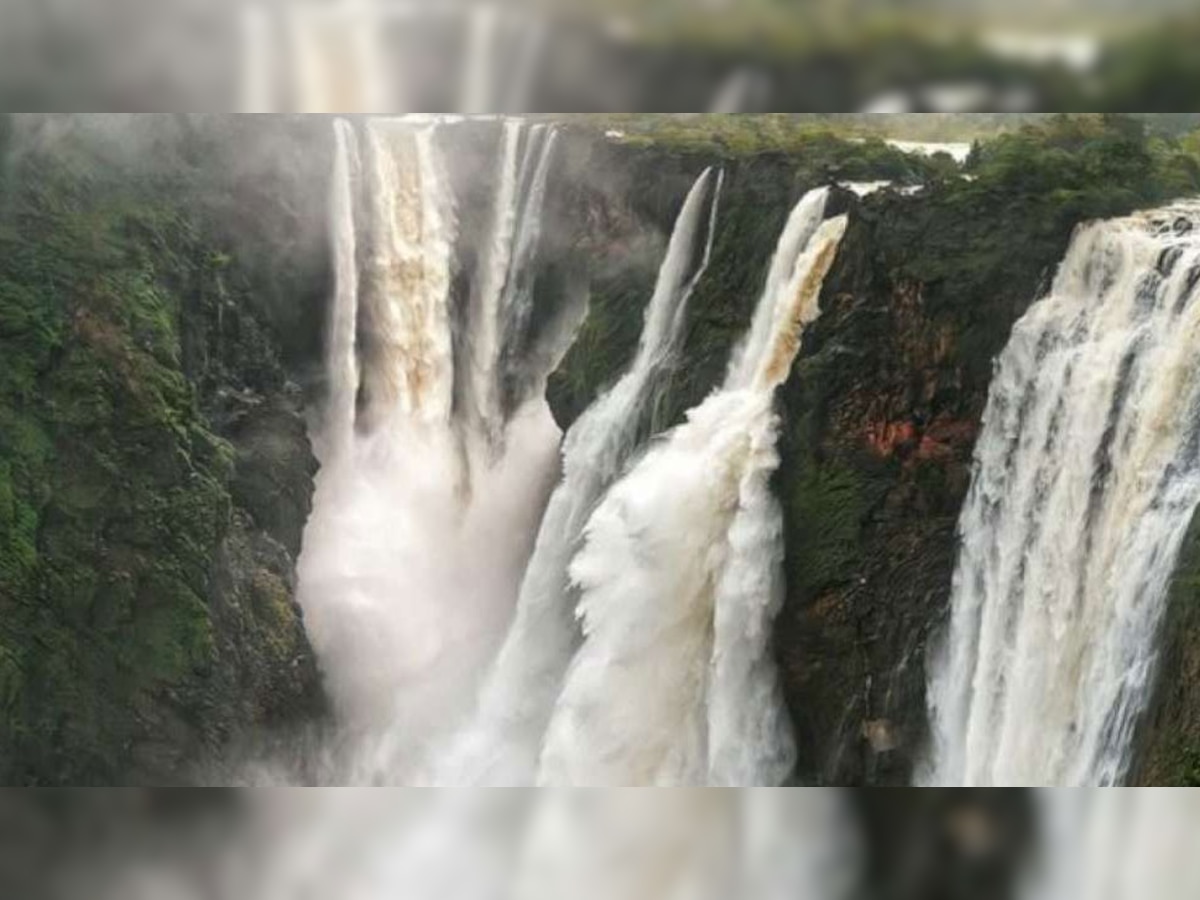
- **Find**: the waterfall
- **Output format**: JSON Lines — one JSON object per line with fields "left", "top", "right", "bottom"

{"left": 296, "top": 117, "right": 563, "bottom": 782}
{"left": 459, "top": 4, "right": 500, "bottom": 114}
{"left": 238, "top": 2, "right": 276, "bottom": 113}
{"left": 926, "top": 202, "right": 1200, "bottom": 786}
{"left": 320, "top": 118, "right": 362, "bottom": 460}
{"left": 439, "top": 167, "right": 724, "bottom": 785}
{"left": 514, "top": 790, "right": 858, "bottom": 900}
{"left": 537, "top": 191, "right": 847, "bottom": 786}
{"left": 358, "top": 118, "right": 456, "bottom": 428}
{"left": 282, "top": 0, "right": 395, "bottom": 113}
{"left": 707, "top": 68, "right": 772, "bottom": 114}
{"left": 465, "top": 120, "right": 559, "bottom": 443}
{"left": 727, "top": 188, "right": 834, "bottom": 390}
{"left": 296, "top": 118, "right": 845, "bottom": 788}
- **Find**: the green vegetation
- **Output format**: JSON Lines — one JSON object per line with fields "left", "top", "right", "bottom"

{"left": 573, "top": 115, "right": 959, "bottom": 180}
{"left": 5, "top": 112, "right": 1200, "bottom": 783}
{"left": 874, "top": 114, "right": 1200, "bottom": 385}
{"left": 0, "top": 116, "right": 319, "bottom": 783}
{"left": 1176, "top": 747, "right": 1200, "bottom": 786}
{"left": 966, "top": 114, "right": 1200, "bottom": 206}
{"left": 784, "top": 459, "right": 872, "bottom": 598}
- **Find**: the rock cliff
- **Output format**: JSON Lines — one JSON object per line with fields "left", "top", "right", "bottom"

{"left": 0, "top": 115, "right": 328, "bottom": 784}
{"left": 548, "top": 116, "right": 1200, "bottom": 784}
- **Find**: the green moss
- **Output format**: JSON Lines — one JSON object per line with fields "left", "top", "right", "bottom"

{"left": 0, "top": 640, "right": 21, "bottom": 713}
{"left": 0, "top": 133, "right": 300, "bottom": 783}
{"left": 548, "top": 266, "right": 650, "bottom": 425}
{"left": 786, "top": 462, "right": 869, "bottom": 596}
{"left": 1176, "top": 747, "right": 1200, "bottom": 786}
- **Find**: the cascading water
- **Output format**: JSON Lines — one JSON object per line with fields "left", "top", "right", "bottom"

{"left": 298, "top": 134, "right": 847, "bottom": 787}
{"left": 925, "top": 202, "right": 1200, "bottom": 786}
{"left": 357, "top": 118, "right": 456, "bottom": 427}
{"left": 321, "top": 118, "right": 362, "bottom": 458}
{"left": 459, "top": 4, "right": 500, "bottom": 114}
{"left": 513, "top": 790, "right": 858, "bottom": 900}
{"left": 296, "top": 116, "right": 563, "bottom": 782}
{"left": 439, "top": 167, "right": 724, "bottom": 785}
{"left": 538, "top": 190, "right": 847, "bottom": 786}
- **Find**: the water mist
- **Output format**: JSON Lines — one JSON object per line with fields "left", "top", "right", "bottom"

{"left": 438, "top": 166, "right": 725, "bottom": 785}
{"left": 297, "top": 116, "right": 562, "bottom": 783}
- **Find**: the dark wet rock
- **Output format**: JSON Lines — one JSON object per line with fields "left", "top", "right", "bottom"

{"left": 547, "top": 117, "right": 1200, "bottom": 784}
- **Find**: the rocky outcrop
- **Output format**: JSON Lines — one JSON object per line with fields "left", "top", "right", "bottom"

{"left": 544, "top": 128, "right": 937, "bottom": 435}
{"left": 0, "top": 115, "right": 327, "bottom": 784}
{"left": 773, "top": 184, "right": 1072, "bottom": 784}
{"left": 775, "top": 120, "right": 1200, "bottom": 784}
{"left": 547, "top": 119, "right": 1197, "bottom": 784}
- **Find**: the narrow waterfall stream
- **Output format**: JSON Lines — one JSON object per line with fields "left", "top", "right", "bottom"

{"left": 926, "top": 203, "right": 1200, "bottom": 786}
{"left": 463, "top": 120, "right": 559, "bottom": 444}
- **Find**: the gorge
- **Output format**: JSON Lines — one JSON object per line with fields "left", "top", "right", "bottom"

{"left": 3, "top": 113, "right": 1200, "bottom": 790}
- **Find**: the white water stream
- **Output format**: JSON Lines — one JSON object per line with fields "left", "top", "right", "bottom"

{"left": 295, "top": 116, "right": 848, "bottom": 787}
{"left": 538, "top": 193, "right": 846, "bottom": 786}
{"left": 926, "top": 203, "right": 1200, "bottom": 786}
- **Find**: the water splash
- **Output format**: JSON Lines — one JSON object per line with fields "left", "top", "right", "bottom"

{"left": 296, "top": 117, "right": 562, "bottom": 782}
{"left": 538, "top": 194, "right": 847, "bottom": 786}
{"left": 61, "top": 790, "right": 861, "bottom": 900}
{"left": 926, "top": 202, "right": 1200, "bottom": 786}
{"left": 439, "top": 167, "right": 724, "bottom": 785}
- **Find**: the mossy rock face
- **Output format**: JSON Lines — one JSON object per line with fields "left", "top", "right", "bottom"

{"left": 5, "top": 114, "right": 1200, "bottom": 785}
{"left": 544, "top": 126, "right": 941, "bottom": 438}
{"left": 779, "top": 116, "right": 1200, "bottom": 784}
{"left": 547, "top": 115, "right": 1200, "bottom": 785}
{"left": 0, "top": 117, "right": 325, "bottom": 784}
